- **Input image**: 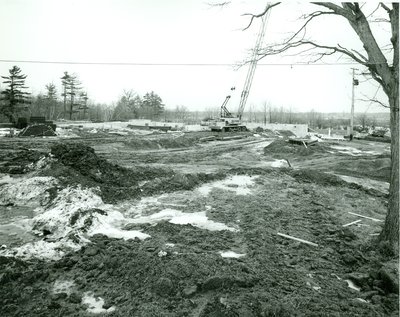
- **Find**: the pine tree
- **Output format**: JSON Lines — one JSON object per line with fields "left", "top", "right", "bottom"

{"left": 61, "top": 72, "right": 81, "bottom": 120}
{"left": 1, "top": 66, "right": 30, "bottom": 123}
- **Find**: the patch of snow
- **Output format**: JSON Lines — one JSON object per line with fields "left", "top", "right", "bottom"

{"left": 345, "top": 279, "right": 361, "bottom": 291}
{"left": 87, "top": 220, "right": 150, "bottom": 241}
{"left": 130, "top": 208, "right": 237, "bottom": 232}
{"left": 219, "top": 251, "right": 246, "bottom": 258}
{"left": 197, "top": 175, "right": 257, "bottom": 196}
{"left": 0, "top": 128, "right": 19, "bottom": 137}
{"left": 0, "top": 174, "right": 16, "bottom": 185}
{"left": 82, "top": 292, "right": 116, "bottom": 314}
{"left": 56, "top": 128, "right": 80, "bottom": 138}
{"left": 32, "top": 186, "right": 105, "bottom": 238}
{"left": 4, "top": 186, "right": 149, "bottom": 260}
{"left": 1, "top": 239, "right": 80, "bottom": 260}
{"left": 0, "top": 176, "right": 58, "bottom": 207}
{"left": 270, "top": 159, "right": 288, "bottom": 167}
{"left": 53, "top": 279, "right": 75, "bottom": 295}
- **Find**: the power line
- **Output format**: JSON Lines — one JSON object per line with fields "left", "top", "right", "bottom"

{"left": 0, "top": 59, "right": 384, "bottom": 67}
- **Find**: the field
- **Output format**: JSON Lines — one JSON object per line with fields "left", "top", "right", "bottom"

{"left": 0, "top": 126, "right": 398, "bottom": 317}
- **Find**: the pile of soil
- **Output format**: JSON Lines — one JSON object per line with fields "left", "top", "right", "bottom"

{"left": 19, "top": 125, "right": 56, "bottom": 137}
{"left": 43, "top": 143, "right": 225, "bottom": 203}
{"left": 0, "top": 149, "right": 46, "bottom": 174}
{"left": 264, "top": 139, "right": 328, "bottom": 159}
{"left": 333, "top": 157, "right": 391, "bottom": 183}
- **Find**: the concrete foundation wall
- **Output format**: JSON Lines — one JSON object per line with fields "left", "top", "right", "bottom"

{"left": 245, "top": 123, "right": 308, "bottom": 137}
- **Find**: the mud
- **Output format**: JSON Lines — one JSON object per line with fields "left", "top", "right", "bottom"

{"left": 0, "top": 132, "right": 397, "bottom": 316}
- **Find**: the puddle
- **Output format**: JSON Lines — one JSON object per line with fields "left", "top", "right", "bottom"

{"left": 0, "top": 176, "right": 58, "bottom": 207}
{"left": 335, "top": 174, "right": 389, "bottom": 193}
{"left": 0, "top": 221, "right": 37, "bottom": 247}
{"left": 197, "top": 175, "right": 257, "bottom": 196}
{"left": 330, "top": 145, "right": 381, "bottom": 156}
{"left": 130, "top": 208, "right": 237, "bottom": 232}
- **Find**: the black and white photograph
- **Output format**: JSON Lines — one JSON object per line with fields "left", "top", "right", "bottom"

{"left": 0, "top": 1, "right": 398, "bottom": 316}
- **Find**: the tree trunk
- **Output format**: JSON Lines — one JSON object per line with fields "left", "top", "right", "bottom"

{"left": 379, "top": 84, "right": 399, "bottom": 254}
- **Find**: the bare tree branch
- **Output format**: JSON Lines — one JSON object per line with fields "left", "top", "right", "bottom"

{"left": 206, "top": 1, "right": 231, "bottom": 8}
{"left": 311, "top": 2, "right": 355, "bottom": 20}
{"left": 242, "top": 2, "right": 280, "bottom": 30}
{"left": 358, "top": 96, "right": 389, "bottom": 108}
{"left": 367, "top": 3, "right": 381, "bottom": 18}
{"left": 380, "top": 3, "right": 392, "bottom": 15}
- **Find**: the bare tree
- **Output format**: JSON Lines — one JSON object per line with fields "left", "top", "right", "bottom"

{"left": 174, "top": 105, "right": 189, "bottom": 122}
{"left": 244, "top": 3, "right": 398, "bottom": 251}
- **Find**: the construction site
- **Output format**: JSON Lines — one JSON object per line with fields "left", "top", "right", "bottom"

{"left": 0, "top": 2, "right": 398, "bottom": 317}
{"left": 0, "top": 122, "right": 397, "bottom": 316}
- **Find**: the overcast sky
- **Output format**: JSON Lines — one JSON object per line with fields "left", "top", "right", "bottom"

{"left": 0, "top": 0, "right": 392, "bottom": 113}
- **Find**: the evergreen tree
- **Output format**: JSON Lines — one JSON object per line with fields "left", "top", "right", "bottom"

{"left": 61, "top": 72, "right": 81, "bottom": 120}
{"left": 0, "top": 66, "right": 30, "bottom": 123}
{"left": 141, "top": 91, "right": 164, "bottom": 120}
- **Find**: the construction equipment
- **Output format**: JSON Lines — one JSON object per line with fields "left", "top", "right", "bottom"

{"left": 210, "top": 7, "right": 271, "bottom": 132}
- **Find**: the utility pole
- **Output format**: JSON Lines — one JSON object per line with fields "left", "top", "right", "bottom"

{"left": 350, "top": 68, "right": 359, "bottom": 140}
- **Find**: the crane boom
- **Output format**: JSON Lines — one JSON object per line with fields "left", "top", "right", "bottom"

{"left": 237, "top": 9, "right": 271, "bottom": 119}
{"left": 210, "top": 6, "right": 272, "bottom": 132}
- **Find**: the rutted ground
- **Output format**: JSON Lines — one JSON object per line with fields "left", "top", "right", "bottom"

{"left": 0, "top": 132, "right": 398, "bottom": 317}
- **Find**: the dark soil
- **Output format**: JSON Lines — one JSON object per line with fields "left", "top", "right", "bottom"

{"left": 38, "top": 143, "right": 224, "bottom": 203}
{"left": 0, "top": 167, "right": 398, "bottom": 316}
{"left": 263, "top": 139, "right": 329, "bottom": 159}
{"left": 0, "top": 134, "right": 397, "bottom": 317}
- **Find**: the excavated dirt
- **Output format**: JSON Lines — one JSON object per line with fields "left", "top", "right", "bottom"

{"left": 0, "top": 132, "right": 397, "bottom": 317}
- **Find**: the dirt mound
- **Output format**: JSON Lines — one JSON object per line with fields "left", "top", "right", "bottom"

{"left": 45, "top": 143, "right": 226, "bottom": 203}
{"left": 0, "top": 149, "right": 46, "bottom": 174}
{"left": 333, "top": 157, "right": 391, "bottom": 182}
{"left": 19, "top": 124, "right": 56, "bottom": 137}
{"left": 264, "top": 139, "right": 327, "bottom": 159}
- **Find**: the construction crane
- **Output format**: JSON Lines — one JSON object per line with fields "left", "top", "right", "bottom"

{"left": 211, "top": 8, "right": 271, "bottom": 132}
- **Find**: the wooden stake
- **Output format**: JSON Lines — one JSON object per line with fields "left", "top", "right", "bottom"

{"left": 277, "top": 232, "right": 318, "bottom": 247}
{"left": 302, "top": 141, "right": 308, "bottom": 148}
{"left": 348, "top": 212, "right": 383, "bottom": 222}
{"left": 342, "top": 219, "right": 362, "bottom": 227}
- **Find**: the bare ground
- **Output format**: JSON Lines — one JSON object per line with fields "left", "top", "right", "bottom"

{"left": 0, "top": 131, "right": 398, "bottom": 317}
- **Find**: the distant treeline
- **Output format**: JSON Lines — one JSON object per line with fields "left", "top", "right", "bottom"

{"left": 0, "top": 66, "right": 390, "bottom": 129}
